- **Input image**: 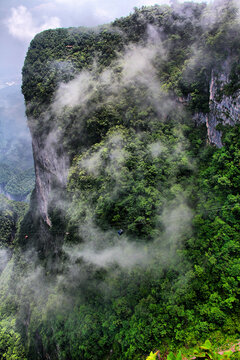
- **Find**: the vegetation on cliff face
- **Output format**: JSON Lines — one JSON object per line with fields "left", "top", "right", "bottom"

{"left": 0, "top": 1, "right": 240, "bottom": 359}
{"left": 0, "top": 195, "right": 28, "bottom": 249}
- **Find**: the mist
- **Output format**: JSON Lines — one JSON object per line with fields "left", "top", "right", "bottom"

{"left": 24, "top": 3, "right": 199, "bottom": 276}
{"left": 0, "top": 1, "right": 238, "bottom": 358}
{"left": 0, "top": 248, "right": 11, "bottom": 273}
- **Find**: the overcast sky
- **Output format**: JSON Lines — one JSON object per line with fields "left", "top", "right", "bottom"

{"left": 0, "top": 0, "right": 211, "bottom": 85}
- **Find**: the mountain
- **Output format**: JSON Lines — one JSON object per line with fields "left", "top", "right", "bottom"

{"left": 0, "top": 1, "right": 240, "bottom": 359}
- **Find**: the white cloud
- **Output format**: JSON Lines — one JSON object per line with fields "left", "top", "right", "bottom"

{"left": 6, "top": 81, "right": 16, "bottom": 86}
{"left": 136, "top": 0, "right": 169, "bottom": 5}
{"left": 65, "top": 239, "right": 150, "bottom": 268}
{"left": 93, "top": 7, "right": 116, "bottom": 22}
{"left": 6, "top": 5, "right": 61, "bottom": 42}
{"left": 54, "top": 0, "right": 89, "bottom": 4}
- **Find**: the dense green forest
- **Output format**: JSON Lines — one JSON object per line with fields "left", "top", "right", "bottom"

{"left": 0, "top": 1, "right": 240, "bottom": 359}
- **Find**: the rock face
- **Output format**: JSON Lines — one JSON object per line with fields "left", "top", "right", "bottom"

{"left": 195, "top": 63, "right": 240, "bottom": 147}
{"left": 29, "top": 124, "right": 69, "bottom": 228}
{"left": 31, "top": 135, "right": 52, "bottom": 227}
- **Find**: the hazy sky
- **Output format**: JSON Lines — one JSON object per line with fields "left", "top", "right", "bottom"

{"left": 0, "top": 0, "right": 210, "bottom": 84}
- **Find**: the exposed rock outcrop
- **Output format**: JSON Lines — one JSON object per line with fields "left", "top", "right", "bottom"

{"left": 29, "top": 123, "right": 69, "bottom": 228}
{"left": 194, "top": 63, "right": 240, "bottom": 147}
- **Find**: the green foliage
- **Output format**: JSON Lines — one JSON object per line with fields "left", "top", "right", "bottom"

{"left": 147, "top": 341, "right": 240, "bottom": 360}
{"left": 22, "top": 27, "right": 125, "bottom": 110}
{"left": 68, "top": 120, "right": 193, "bottom": 239}
{"left": 146, "top": 351, "right": 160, "bottom": 360}
{"left": 222, "top": 61, "right": 240, "bottom": 97}
{"left": 0, "top": 195, "right": 28, "bottom": 248}
{"left": 18, "top": 123, "right": 239, "bottom": 360}
{"left": 0, "top": 320, "right": 27, "bottom": 360}
{"left": 193, "top": 340, "right": 225, "bottom": 360}
{"left": 167, "top": 351, "right": 182, "bottom": 360}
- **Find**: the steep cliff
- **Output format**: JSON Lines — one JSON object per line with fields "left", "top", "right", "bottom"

{"left": 194, "top": 61, "right": 240, "bottom": 147}
{"left": 30, "top": 127, "right": 68, "bottom": 227}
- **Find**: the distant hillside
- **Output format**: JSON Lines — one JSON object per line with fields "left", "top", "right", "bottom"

{"left": 0, "top": 84, "right": 34, "bottom": 200}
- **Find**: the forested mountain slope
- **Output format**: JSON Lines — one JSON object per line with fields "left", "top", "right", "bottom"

{"left": 0, "top": 1, "right": 240, "bottom": 359}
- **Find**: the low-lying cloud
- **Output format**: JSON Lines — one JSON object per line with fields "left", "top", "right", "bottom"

{"left": 64, "top": 238, "right": 150, "bottom": 268}
{"left": 0, "top": 248, "right": 11, "bottom": 273}
{"left": 63, "top": 197, "right": 193, "bottom": 271}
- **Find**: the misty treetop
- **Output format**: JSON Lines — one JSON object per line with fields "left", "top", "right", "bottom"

{"left": 22, "top": 0, "right": 240, "bottom": 117}
{"left": 0, "top": 1, "right": 240, "bottom": 360}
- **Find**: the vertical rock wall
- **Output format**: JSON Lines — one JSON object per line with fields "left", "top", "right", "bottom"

{"left": 194, "top": 63, "right": 240, "bottom": 147}
{"left": 29, "top": 123, "right": 69, "bottom": 228}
